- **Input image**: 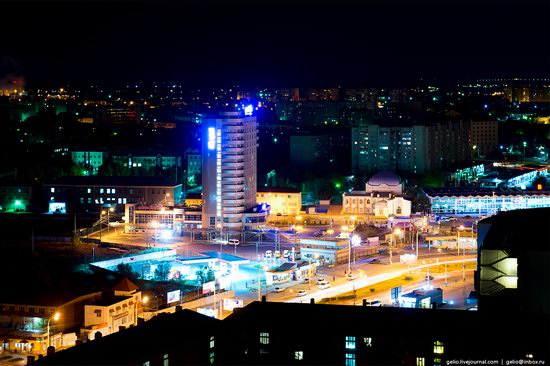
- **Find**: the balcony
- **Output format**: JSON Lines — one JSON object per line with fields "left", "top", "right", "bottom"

{"left": 223, "top": 206, "right": 245, "bottom": 214}
{"left": 222, "top": 198, "right": 245, "bottom": 206}
{"left": 222, "top": 161, "right": 245, "bottom": 168}
{"left": 222, "top": 176, "right": 245, "bottom": 183}
{"left": 223, "top": 191, "right": 245, "bottom": 198}
{"left": 222, "top": 183, "right": 244, "bottom": 190}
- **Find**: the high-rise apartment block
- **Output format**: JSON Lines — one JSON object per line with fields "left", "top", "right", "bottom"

{"left": 351, "top": 124, "right": 429, "bottom": 174}
{"left": 201, "top": 109, "right": 262, "bottom": 230}
{"left": 352, "top": 120, "right": 486, "bottom": 174}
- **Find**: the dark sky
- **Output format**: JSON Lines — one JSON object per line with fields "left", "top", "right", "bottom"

{"left": 2, "top": 0, "right": 549, "bottom": 88}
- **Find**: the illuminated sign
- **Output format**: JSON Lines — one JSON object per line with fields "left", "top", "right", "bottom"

{"left": 223, "top": 299, "right": 244, "bottom": 311}
{"left": 244, "top": 104, "right": 253, "bottom": 116}
{"left": 167, "top": 290, "right": 181, "bottom": 304}
{"left": 208, "top": 127, "right": 216, "bottom": 150}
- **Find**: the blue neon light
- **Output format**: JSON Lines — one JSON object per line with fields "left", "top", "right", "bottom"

{"left": 208, "top": 127, "right": 216, "bottom": 150}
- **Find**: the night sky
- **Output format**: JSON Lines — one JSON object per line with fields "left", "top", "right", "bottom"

{"left": 2, "top": 1, "right": 549, "bottom": 88}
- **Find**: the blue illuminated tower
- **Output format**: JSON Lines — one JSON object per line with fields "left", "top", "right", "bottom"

{"left": 201, "top": 107, "right": 258, "bottom": 230}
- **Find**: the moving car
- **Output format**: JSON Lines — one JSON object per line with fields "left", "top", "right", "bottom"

{"left": 296, "top": 290, "right": 307, "bottom": 297}
{"left": 274, "top": 250, "right": 281, "bottom": 258}
{"left": 368, "top": 258, "right": 381, "bottom": 264}
{"left": 346, "top": 273, "right": 357, "bottom": 280}
{"left": 283, "top": 250, "right": 289, "bottom": 258}
{"left": 273, "top": 287, "right": 284, "bottom": 293}
{"left": 315, "top": 278, "right": 326, "bottom": 285}
{"left": 425, "top": 275, "right": 434, "bottom": 281}
{"left": 318, "top": 281, "right": 331, "bottom": 289}
{"left": 228, "top": 239, "right": 239, "bottom": 245}
{"left": 265, "top": 250, "right": 272, "bottom": 258}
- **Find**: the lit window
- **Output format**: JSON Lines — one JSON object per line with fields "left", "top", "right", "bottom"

{"left": 416, "top": 357, "right": 425, "bottom": 366}
{"left": 143, "top": 362, "right": 150, "bottom": 366}
{"left": 363, "top": 337, "right": 372, "bottom": 347}
{"left": 209, "top": 352, "right": 215, "bottom": 364}
{"left": 345, "top": 353, "right": 355, "bottom": 366}
{"left": 260, "top": 332, "right": 269, "bottom": 345}
{"left": 112, "top": 188, "right": 116, "bottom": 194}
{"left": 295, "top": 351, "right": 303, "bottom": 360}
{"left": 433, "top": 341, "right": 444, "bottom": 354}
{"left": 345, "top": 336, "right": 356, "bottom": 350}
{"left": 51, "top": 188, "right": 55, "bottom": 193}
{"left": 163, "top": 354, "right": 169, "bottom": 366}
{"left": 88, "top": 188, "right": 91, "bottom": 193}
{"left": 210, "top": 336, "right": 215, "bottom": 349}
{"left": 107, "top": 189, "right": 111, "bottom": 194}
{"left": 100, "top": 188, "right": 104, "bottom": 194}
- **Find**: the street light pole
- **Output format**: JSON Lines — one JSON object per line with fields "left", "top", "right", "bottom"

{"left": 46, "top": 312, "right": 60, "bottom": 349}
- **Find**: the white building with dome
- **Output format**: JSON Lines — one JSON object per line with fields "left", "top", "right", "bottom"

{"left": 342, "top": 171, "right": 412, "bottom": 218}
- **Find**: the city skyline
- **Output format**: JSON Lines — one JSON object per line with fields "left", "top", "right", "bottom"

{"left": 1, "top": 1, "right": 549, "bottom": 88}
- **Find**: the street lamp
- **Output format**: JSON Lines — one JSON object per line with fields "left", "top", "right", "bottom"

{"left": 349, "top": 234, "right": 361, "bottom": 273}
{"left": 47, "top": 312, "right": 60, "bottom": 349}
{"left": 457, "top": 225, "right": 464, "bottom": 256}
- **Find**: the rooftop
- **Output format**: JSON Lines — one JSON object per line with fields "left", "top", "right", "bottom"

{"left": 257, "top": 186, "right": 301, "bottom": 194}
{"left": 46, "top": 176, "right": 180, "bottom": 187}
{"left": 423, "top": 186, "right": 550, "bottom": 197}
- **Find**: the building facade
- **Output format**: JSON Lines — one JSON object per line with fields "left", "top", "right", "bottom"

{"left": 423, "top": 187, "right": 550, "bottom": 215}
{"left": 351, "top": 125, "right": 429, "bottom": 174}
{"left": 351, "top": 120, "right": 472, "bottom": 174}
{"left": 71, "top": 151, "right": 104, "bottom": 174}
{"left": 256, "top": 187, "right": 302, "bottom": 216}
{"left": 342, "top": 171, "right": 411, "bottom": 217}
{"left": 470, "top": 121, "right": 498, "bottom": 159}
{"left": 201, "top": 109, "right": 259, "bottom": 230}
{"left": 44, "top": 177, "right": 182, "bottom": 214}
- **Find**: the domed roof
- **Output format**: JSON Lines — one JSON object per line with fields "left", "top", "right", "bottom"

{"left": 367, "top": 170, "right": 402, "bottom": 186}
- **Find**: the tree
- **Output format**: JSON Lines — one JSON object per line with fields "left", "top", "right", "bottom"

{"left": 154, "top": 263, "right": 171, "bottom": 281}
{"left": 116, "top": 263, "right": 138, "bottom": 281}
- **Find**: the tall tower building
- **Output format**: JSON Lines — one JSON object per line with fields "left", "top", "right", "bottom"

{"left": 201, "top": 109, "right": 258, "bottom": 230}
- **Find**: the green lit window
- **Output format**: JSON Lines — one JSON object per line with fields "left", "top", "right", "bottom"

{"left": 416, "top": 357, "right": 425, "bottom": 366}
{"left": 345, "top": 336, "right": 356, "bottom": 350}
{"left": 163, "top": 354, "right": 169, "bottom": 366}
{"left": 345, "top": 353, "right": 355, "bottom": 366}
{"left": 434, "top": 357, "right": 441, "bottom": 366}
{"left": 295, "top": 351, "right": 303, "bottom": 360}
{"left": 433, "top": 341, "right": 444, "bottom": 354}
{"left": 209, "top": 352, "right": 214, "bottom": 364}
{"left": 210, "top": 336, "right": 215, "bottom": 349}
{"left": 260, "top": 332, "right": 269, "bottom": 345}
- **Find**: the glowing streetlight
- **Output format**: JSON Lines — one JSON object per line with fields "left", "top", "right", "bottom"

{"left": 47, "top": 312, "right": 61, "bottom": 349}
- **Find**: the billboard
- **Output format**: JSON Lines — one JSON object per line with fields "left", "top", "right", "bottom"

{"left": 202, "top": 281, "right": 216, "bottom": 294}
{"left": 167, "top": 290, "right": 181, "bottom": 304}
{"left": 223, "top": 299, "right": 244, "bottom": 311}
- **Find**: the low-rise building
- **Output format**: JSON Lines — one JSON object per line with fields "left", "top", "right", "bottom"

{"left": 43, "top": 176, "right": 182, "bottom": 214}
{"left": 81, "top": 279, "right": 142, "bottom": 341}
{"left": 343, "top": 171, "right": 411, "bottom": 218}
{"left": 256, "top": 187, "right": 302, "bottom": 216}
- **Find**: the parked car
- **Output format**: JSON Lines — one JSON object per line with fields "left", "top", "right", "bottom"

{"left": 302, "top": 277, "right": 310, "bottom": 284}
{"left": 274, "top": 250, "right": 281, "bottom": 258}
{"left": 296, "top": 290, "right": 307, "bottom": 297}
{"left": 265, "top": 250, "right": 272, "bottom": 258}
{"left": 228, "top": 239, "right": 240, "bottom": 245}
{"left": 283, "top": 250, "right": 290, "bottom": 258}
{"left": 365, "top": 300, "right": 382, "bottom": 307}
{"left": 425, "top": 275, "right": 434, "bottom": 281}
{"left": 346, "top": 273, "right": 357, "bottom": 280}
{"left": 368, "top": 258, "right": 381, "bottom": 264}
{"left": 315, "top": 278, "right": 326, "bottom": 285}
{"left": 318, "top": 281, "right": 331, "bottom": 290}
